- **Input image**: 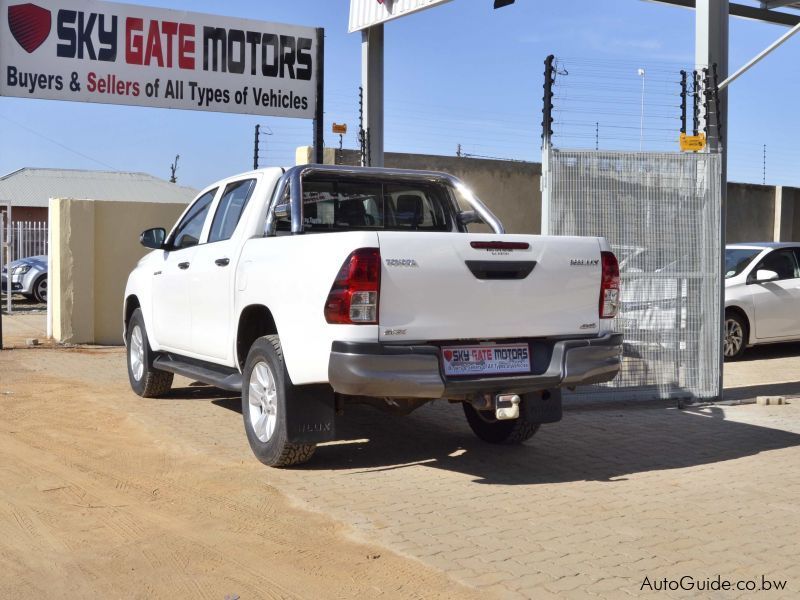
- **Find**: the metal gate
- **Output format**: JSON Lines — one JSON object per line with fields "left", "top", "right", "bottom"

{"left": 544, "top": 149, "right": 723, "bottom": 401}
{"left": 1, "top": 214, "right": 49, "bottom": 312}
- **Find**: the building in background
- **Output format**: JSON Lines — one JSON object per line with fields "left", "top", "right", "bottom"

{"left": 0, "top": 168, "right": 196, "bottom": 226}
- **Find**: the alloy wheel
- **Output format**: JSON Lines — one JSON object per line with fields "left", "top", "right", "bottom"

{"left": 248, "top": 361, "right": 278, "bottom": 442}
{"left": 129, "top": 325, "right": 145, "bottom": 381}
{"left": 724, "top": 318, "right": 743, "bottom": 358}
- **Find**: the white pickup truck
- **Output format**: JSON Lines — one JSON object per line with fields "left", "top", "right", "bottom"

{"left": 124, "top": 165, "right": 622, "bottom": 467}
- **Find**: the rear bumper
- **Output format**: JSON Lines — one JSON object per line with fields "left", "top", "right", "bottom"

{"left": 328, "top": 333, "right": 623, "bottom": 399}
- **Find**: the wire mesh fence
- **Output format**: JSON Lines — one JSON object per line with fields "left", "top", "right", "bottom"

{"left": 545, "top": 148, "right": 722, "bottom": 401}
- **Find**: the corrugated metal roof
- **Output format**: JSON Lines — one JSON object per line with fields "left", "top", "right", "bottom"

{"left": 0, "top": 168, "right": 197, "bottom": 208}
{"left": 349, "top": 0, "right": 454, "bottom": 32}
{"left": 761, "top": 1, "right": 800, "bottom": 11}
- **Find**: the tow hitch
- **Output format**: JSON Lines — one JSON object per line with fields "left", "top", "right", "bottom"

{"left": 495, "top": 394, "right": 521, "bottom": 420}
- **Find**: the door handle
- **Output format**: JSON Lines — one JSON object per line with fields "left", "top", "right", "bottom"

{"left": 215, "top": 258, "right": 230, "bottom": 267}
{"left": 178, "top": 262, "right": 190, "bottom": 270}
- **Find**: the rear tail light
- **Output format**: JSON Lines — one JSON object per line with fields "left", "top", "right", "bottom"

{"left": 599, "top": 251, "right": 620, "bottom": 319}
{"left": 324, "top": 248, "right": 381, "bottom": 324}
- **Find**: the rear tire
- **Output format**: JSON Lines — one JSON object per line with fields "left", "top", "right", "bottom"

{"left": 463, "top": 402, "right": 540, "bottom": 444}
{"left": 126, "top": 308, "right": 173, "bottom": 397}
{"left": 242, "top": 336, "right": 316, "bottom": 467}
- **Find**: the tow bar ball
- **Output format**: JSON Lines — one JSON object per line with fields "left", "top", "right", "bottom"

{"left": 495, "top": 394, "right": 521, "bottom": 420}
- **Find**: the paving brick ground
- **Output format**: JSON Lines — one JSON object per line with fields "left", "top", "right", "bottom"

{"left": 266, "top": 401, "right": 800, "bottom": 599}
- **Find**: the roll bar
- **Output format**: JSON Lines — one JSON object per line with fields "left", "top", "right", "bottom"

{"left": 265, "top": 164, "right": 505, "bottom": 236}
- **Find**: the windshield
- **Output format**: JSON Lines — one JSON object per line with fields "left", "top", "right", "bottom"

{"left": 725, "top": 248, "right": 761, "bottom": 279}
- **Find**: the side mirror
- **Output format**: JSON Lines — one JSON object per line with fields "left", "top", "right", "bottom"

{"left": 140, "top": 227, "right": 166, "bottom": 250}
{"left": 458, "top": 210, "right": 482, "bottom": 226}
{"left": 273, "top": 202, "right": 291, "bottom": 220}
{"left": 755, "top": 269, "right": 779, "bottom": 283}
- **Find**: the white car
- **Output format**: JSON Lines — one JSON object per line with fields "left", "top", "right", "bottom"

{"left": 618, "top": 243, "right": 800, "bottom": 361}
{"left": 123, "top": 165, "right": 622, "bottom": 466}
{"left": 725, "top": 242, "right": 800, "bottom": 360}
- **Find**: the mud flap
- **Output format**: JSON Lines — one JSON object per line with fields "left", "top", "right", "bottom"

{"left": 285, "top": 384, "right": 337, "bottom": 444}
{"left": 522, "top": 389, "right": 563, "bottom": 424}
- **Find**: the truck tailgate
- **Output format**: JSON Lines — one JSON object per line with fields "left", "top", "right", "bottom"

{"left": 377, "top": 232, "right": 604, "bottom": 342}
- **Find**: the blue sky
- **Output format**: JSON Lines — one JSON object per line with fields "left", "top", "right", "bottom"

{"left": 1, "top": 0, "right": 798, "bottom": 189}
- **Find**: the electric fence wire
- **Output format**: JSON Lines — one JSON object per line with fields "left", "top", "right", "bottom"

{"left": 247, "top": 75, "right": 800, "bottom": 185}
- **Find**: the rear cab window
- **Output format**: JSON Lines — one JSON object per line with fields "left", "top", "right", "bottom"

{"left": 277, "top": 178, "right": 456, "bottom": 234}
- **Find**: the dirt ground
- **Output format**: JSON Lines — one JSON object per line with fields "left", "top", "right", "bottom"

{"left": 0, "top": 346, "right": 481, "bottom": 600}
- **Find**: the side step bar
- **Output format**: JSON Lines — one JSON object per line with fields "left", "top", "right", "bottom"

{"left": 153, "top": 355, "right": 243, "bottom": 392}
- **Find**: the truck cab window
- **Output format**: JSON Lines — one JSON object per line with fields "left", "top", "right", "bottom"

{"left": 209, "top": 179, "right": 257, "bottom": 243}
{"left": 300, "top": 178, "right": 453, "bottom": 232}
{"left": 171, "top": 188, "right": 216, "bottom": 249}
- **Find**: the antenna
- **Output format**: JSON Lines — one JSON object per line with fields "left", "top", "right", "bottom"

{"left": 169, "top": 155, "right": 179, "bottom": 184}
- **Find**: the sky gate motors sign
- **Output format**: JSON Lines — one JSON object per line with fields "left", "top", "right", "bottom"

{"left": 0, "top": 0, "right": 319, "bottom": 118}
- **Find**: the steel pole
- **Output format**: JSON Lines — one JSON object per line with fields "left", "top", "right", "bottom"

{"left": 718, "top": 19, "right": 800, "bottom": 90}
{"left": 313, "top": 28, "right": 325, "bottom": 164}
{"left": 697, "top": 0, "right": 728, "bottom": 401}
{"left": 5, "top": 206, "right": 11, "bottom": 317}
{"left": 361, "top": 25, "right": 384, "bottom": 167}
{"left": 0, "top": 210, "right": 4, "bottom": 350}
{"left": 639, "top": 70, "right": 646, "bottom": 151}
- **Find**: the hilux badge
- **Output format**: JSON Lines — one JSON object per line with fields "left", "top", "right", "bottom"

{"left": 570, "top": 258, "right": 600, "bottom": 267}
{"left": 385, "top": 259, "right": 418, "bottom": 267}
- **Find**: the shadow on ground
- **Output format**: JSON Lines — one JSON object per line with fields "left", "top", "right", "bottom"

{"left": 161, "top": 382, "right": 239, "bottom": 403}
{"left": 171, "top": 380, "right": 800, "bottom": 484}
{"left": 733, "top": 341, "right": 800, "bottom": 361}
{"left": 304, "top": 403, "right": 800, "bottom": 484}
{"left": 0, "top": 295, "right": 46, "bottom": 315}
{"left": 725, "top": 381, "right": 800, "bottom": 402}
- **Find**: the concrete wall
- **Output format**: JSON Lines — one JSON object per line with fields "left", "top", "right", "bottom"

{"left": 777, "top": 186, "right": 800, "bottom": 242}
{"left": 46, "top": 153, "right": 800, "bottom": 347}
{"left": 50, "top": 198, "right": 186, "bottom": 345}
{"left": 726, "top": 183, "right": 776, "bottom": 243}
{"left": 298, "top": 147, "right": 800, "bottom": 242}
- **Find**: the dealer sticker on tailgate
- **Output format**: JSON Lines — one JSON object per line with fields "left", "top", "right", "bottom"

{"left": 441, "top": 344, "right": 531, "bottom": 377}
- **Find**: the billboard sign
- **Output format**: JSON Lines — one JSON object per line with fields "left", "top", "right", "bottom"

{"left": 349, "top": 0, "right": 454, "bottom": 33}
{"left": 0, "top": 0, "right": 320, "bottom": 118}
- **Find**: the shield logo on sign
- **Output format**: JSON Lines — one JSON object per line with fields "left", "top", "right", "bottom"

{"left": 8, "top": 3, "right": 52, "bottom": 54}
